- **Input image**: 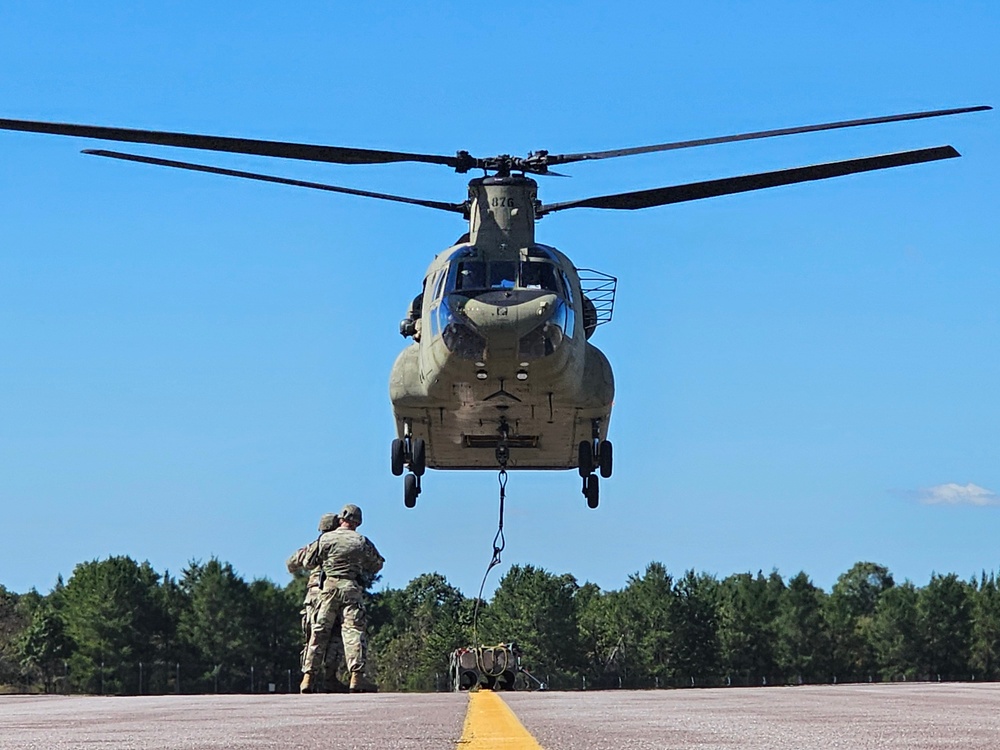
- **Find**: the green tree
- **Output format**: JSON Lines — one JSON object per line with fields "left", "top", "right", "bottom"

{"left": 618, "top": 562, "right": 674, "bottom": 687}
{"left": 150, "top": 571, "right": 189, "bottom": 694}
{"left": 178, "top": 558, "right": 254, "bottom": 693}
{"left": 18, "top": 602, "right": 74, "bottom": 692}
{"left": 870, "top": 581, "right": 920, "bottom": 680}
{"left": 918, "top": 573, "right": 973, "bottom": 679}
{"left": 970, "top": 572, "right": 1000, "bottom": 679}
{"left": 0, "top": 585, "right": 29, "bottom": 687}
{"left": 370, "top": 573, "right": 469, "bottom": 691}
{"left": 775, "top": 571, "right": 831, "bottom": 682}
{"left": 575, "top": 582, "right": 622, "bottom": 688}
{"left": 59, "top": 557, "right": 167, "bottom": 694}
{"left": 717, "top": 571, "right": 784, "bottom": 685}
{"left": 668, "top": 570, "right": 720, "bottom": 683}
{"left": 245, "top": 578, "right": 301, "bottom": 691}
{"left": 826, "top": 562, "right": 894, "bottom": 680}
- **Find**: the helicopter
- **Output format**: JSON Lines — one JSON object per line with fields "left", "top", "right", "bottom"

{"left": 0, "top": 104, "right": 989, "bottom": 509}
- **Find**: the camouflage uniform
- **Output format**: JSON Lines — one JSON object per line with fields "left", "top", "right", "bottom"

{"left": 301, "top": 506, "right": 384, "bottom": 686}
{"left": 286, "top": 513, "right": 345, "bottom": 690}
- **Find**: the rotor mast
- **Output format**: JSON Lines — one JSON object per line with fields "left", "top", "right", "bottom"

{"left": 467, "top": 175, "right": 539, "bottom": 252}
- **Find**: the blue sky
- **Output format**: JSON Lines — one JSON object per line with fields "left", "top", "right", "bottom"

{"left": 1, "top": 3, "right": 997, "bottom": 598}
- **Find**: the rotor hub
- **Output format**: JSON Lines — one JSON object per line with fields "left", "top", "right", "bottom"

{"left": 454, "top": 151, "right": 552, "bottom": 177}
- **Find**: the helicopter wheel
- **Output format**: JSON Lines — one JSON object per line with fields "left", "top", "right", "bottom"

{"left": 391, "top": 438, "right": 405, "bottom": 476}
{"left": 599, "top": 440, "right": 613, "bottom": 478}
{"left": 583, "top": 474, "right": 599, "bottom": 509}
{"left": 404, "top": 473, "right": 420, "bottom": 508}
{"left": 410, "top": 437, "right": 426, "bottom": 477}
{"left": 578, "top": 441, "right": 594, "bottom": 477}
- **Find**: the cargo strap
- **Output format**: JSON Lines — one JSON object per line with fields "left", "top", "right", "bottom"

{"left": 475, "top": 644, "right": 510, "bottom": 678}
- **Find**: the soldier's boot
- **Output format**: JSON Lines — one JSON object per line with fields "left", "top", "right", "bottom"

{"left": 299, "top": 673, "right": 314, "bottom": 694}
{"left": 349, "top": 672, "right": 378, "bottom": 693}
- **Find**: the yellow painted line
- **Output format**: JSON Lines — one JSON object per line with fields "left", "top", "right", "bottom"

{"left": 457, "top": 690, "right": 545, "bottom": 749}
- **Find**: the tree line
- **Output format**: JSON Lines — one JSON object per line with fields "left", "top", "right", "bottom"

{"left": 2, "top": 557, "right": 999, "bottom": 693}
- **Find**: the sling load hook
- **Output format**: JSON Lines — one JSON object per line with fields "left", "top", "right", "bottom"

{"left": 495, "top": 418, "right": 510, "bottom": 469}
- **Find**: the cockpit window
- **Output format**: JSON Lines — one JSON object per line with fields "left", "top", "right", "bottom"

{"left": 431, "top": 269, "right": 447, "bottom": 301}
{"left": 521, "top": 261, "right": 559, "bottom": 291}
{"left": 489, "top": 261, "right": 517, "bottom": 289}
{"left": 455, "top": 261, "right": 486, "bottom": 291}
{"left": 451, "top": 260, "right": 517, "bottom": 292}
{"left": 445, "top": 248, "right": 564, "bottom": 297}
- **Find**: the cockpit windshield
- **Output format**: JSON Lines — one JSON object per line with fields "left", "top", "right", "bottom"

{"left": 490, "top": 261, "right": 517, "bottom": 289}
{"left": 520, "top": 261, "right": 559, "bottom": 291}
{"left": 446, "top": 250, "right": 565, "bottom": 297}
{"left": 454, "top": 261, "right": 486, "bottom": 291}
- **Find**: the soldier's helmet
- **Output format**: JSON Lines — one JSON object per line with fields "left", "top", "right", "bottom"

{"left": 318, "top": 513, "right": 339, "bottom": 532}
{"left": 340, "top": 504, "right": 363, "bottom": 526}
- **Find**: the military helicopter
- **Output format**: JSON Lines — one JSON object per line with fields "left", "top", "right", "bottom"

{"left": 0, "top": 105, "right": 989, "bottom": 509}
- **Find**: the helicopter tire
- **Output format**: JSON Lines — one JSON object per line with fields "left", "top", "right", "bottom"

{"left": 578, "top": 441, "right": 594, "bottom": 478}
{"left": 411, "top": 437, "right": 426, "bottom": 477}
{"left": 584, "top": 474, "right": 599, "bottom": 509}
{"left": 391, "top": 438, "right": 405, "bottom": 476}
{"left": 404, "top": 473, "right": 418, "bottom": 508}
{"left": 599, "top": 440, "right": 613, "bottom": 478}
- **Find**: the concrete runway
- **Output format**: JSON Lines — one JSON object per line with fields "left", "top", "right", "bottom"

{"left": 2, "top": 683, "right": 998, "bottom": 749}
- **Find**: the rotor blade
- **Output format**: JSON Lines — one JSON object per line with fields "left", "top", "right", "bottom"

{"left": 546, "top": 106, "right": 990, "bottom": 167}
{"left": 82, "top": 149, "right": 467, "bottom": 214}
{"left": 0, "top": 117, "right": 465, "bottom": 169}
{"left": 539, "top": 146, "right": 960, "bottom": 214}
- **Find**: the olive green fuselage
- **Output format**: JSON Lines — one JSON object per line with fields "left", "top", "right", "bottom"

{"left": 389, "top": 176, "right": 614, "bottom": 470}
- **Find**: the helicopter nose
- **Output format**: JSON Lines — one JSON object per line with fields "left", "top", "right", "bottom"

{"left": 461, "top": 293, "right": 558, "bottom": 335}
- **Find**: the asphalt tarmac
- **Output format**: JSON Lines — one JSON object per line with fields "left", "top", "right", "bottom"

{"left": 2, "top": 682, "right": 998, "bottom": 749}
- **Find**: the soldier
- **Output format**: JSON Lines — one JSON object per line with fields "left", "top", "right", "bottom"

{"left": 286, "top": 513, "right": 347, "bottom": 693}
{"left": 299, "top": 503, "right": 384, "bottom": 694}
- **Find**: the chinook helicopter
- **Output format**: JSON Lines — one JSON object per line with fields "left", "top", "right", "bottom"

{"left": 0, "top": 105, "right": 989, "bottom": 509}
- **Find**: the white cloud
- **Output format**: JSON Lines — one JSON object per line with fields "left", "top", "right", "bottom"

{"left": 918, "top": 483, "right": 1000, "bottom": 507}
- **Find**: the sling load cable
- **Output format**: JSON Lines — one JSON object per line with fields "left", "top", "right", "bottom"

{"left": 471, "top": 421, "right": 510, "bottom": 648}
{"left": 471, "top": 467, "right": 507, "bottom": 647}
{"left": 467, "top": 423, "right": 545, "bottom": 687}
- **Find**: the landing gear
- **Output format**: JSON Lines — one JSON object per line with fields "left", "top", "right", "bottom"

{"left": 578, "top": 440, "right": 594, "bottom": 477}
{"left": 392, "top": 423, "right": 426, "bottom": 508}
{"left": 598, "top": 440, "right": 613, "bottom": 479}
{"left": 404, "top": 473, "right": 420, "bottom": 508}
{"left": 390, "top": 438, "right": 405, "bottom": 476}
{"left": 584, "top": 474, "right": 599, "bottom": 509}
{"left": 411, "top": 437, "right": 426, "bottom": 476}
{"left": 579, "top": 420, "right": 612, "bottom": 508}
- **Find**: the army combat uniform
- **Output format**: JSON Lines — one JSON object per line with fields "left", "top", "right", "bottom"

{"left": 286, "top": 513, "right": 346, "bottom": 691}
{"left": 300, "top": 505, "right": 383, "bottom": 692}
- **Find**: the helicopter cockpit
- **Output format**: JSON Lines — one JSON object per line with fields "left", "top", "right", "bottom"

{"left": 428, "top": 244, "right": 577, "bottom": 361}
{"left": 442, "top": 244, "right": 570, "bottom": 300}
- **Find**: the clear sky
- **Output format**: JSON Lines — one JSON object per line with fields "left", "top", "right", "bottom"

{"left": 1, "top": 3, "right": 997, "bottom": 599}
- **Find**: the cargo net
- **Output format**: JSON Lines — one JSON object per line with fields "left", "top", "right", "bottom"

{"left": 577, "top": 268, "right": 617, "bottom": 330}
{"left": 449, "top": 643, "right": 546, "bottom": 692}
